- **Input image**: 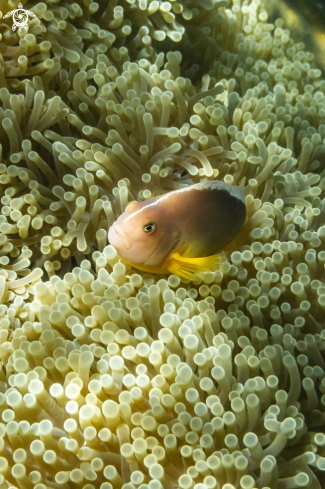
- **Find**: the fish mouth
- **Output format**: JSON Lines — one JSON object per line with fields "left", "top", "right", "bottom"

{"left": 108, "top": 225, "right": 133, "bottom": 250}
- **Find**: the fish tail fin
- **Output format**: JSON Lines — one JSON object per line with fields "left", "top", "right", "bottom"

{"left": 167, "top": 252, "right": 226, "bottom": 280}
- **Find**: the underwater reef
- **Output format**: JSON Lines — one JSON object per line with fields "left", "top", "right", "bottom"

{"left": 0, "top": 0, "right": 325, "bottom": 488}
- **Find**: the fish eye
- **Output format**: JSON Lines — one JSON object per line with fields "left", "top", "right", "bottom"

{"left": 143, "top": 222, "right": 156, "bottom": 234}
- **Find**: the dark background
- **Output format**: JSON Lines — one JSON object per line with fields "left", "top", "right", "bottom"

{"left": 266, "top": 0, "right": 325, "bottom": 70}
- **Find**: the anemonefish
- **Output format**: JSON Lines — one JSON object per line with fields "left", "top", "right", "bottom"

{"left": 108, "top": 181, "right": 246, "bottom": 280}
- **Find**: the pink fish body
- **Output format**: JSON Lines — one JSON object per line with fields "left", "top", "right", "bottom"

{"left": 108, "top": 181, "right": 246, "bottom": 279}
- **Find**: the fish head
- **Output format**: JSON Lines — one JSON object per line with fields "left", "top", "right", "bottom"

{"left": 108, "top": 199, "right": 176, "bottom": 265}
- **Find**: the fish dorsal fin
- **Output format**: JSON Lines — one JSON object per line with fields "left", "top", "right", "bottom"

{"left": 167, "top": 252, "right": 225, "bottom": 280}
{"left": 126, "top": 200, "right": 138, "bottom": 209}
{"left": 150, "top": 189, "right": 167, "bottom": 198}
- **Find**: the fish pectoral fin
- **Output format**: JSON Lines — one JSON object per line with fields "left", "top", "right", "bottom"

{"left": 167, "top": 252, "right": 225, "bottom": 280}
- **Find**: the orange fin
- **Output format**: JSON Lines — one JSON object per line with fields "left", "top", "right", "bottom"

{"left": 167, "top": 252, "right": 225, "bottom": 280}
{"left": 126, "top": 200, "right": 138, "bottom": 209}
